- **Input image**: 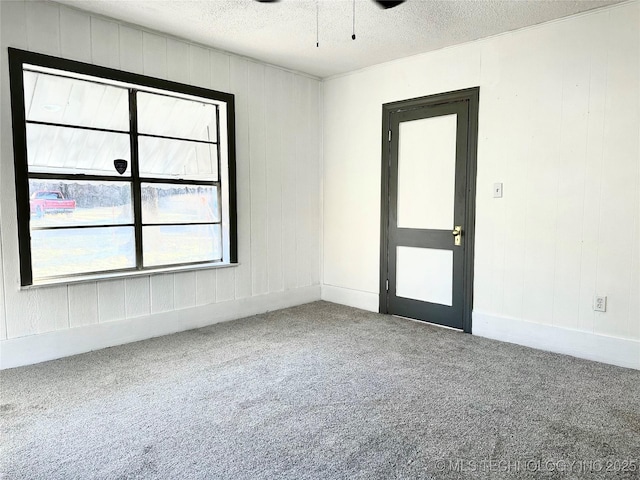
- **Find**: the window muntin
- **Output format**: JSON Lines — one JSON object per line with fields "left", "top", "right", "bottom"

{"left": 9, "top": 48, "right": 236, "bottom": 286}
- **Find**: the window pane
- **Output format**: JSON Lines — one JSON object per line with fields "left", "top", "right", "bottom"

{"left": 141, "top": 184, "right": 219, "bottom": 224}
{"left": 137, "top": 92, "right": 217, "bottom": 142}
{"left": 29, "top": 179, "right": 133, "bottom": 227}
{"left": 143, "top": 225, "right": 221, "bottom": 267}
{"left": 27, "top": 124, "right": 131, "bottom": 176}
{"left": 138, "top": 136, "right": 218, "bottom": 180}
{"left": 31, "top": 227, "right": 135, "bottom": 279}
{"left": 23, "top": 71, "right": 129, "bottom": 131}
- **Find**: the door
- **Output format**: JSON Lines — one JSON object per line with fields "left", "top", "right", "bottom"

{"left": 380, "top": 88, "right": 479, "bottom": 332}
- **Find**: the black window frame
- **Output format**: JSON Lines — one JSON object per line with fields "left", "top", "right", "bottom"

{"left": 8, "top": 48, "right": 237, "bottom": 286}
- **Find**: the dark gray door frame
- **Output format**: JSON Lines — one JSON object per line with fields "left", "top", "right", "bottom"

{"left": 379, "top": 87, "right": 480, "bottom": 333}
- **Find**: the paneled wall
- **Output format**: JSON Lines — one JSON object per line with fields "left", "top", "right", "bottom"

{"left": 0, "top": 1, "right": 321, "bottom": 342}
{"left": 322, "top": 3, "right": 639, "bottom": 344}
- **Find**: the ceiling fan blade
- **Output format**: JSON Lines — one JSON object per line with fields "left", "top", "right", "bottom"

{"left": 372, "top": 0, "right": 406, "bottom": 8}
{"left": 254, "top": 0, "right": 405, "bottom": 7}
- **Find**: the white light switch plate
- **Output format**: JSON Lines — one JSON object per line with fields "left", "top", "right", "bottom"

{"left": 493, "top": 183, "right": 503, "bottom": 198}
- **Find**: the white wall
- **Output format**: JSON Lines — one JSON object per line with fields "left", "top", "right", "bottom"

{"left": 0, "top": 1, "right": 321, "bottom": 367}
{"left": 322, "top": 2, "right": 639, "bottom": 368}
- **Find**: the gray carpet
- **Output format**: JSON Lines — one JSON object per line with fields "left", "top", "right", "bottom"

{"left": 1, "top": 301, "right": 639, "bottom": 479}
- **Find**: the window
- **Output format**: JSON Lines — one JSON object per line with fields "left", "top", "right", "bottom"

{"left": 8, "top": 48, "right": 237, "bottom": 286}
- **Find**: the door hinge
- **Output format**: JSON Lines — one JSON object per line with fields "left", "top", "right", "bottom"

{"left": 388, "top": 130, "right": 392, "bottom": 142}
{"left": 386, "top": 279, "right": 389, "bottom": 291}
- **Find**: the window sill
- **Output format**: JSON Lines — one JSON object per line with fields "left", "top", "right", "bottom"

{"left": 21, "top": 262, "right": 240, "bottom": 290}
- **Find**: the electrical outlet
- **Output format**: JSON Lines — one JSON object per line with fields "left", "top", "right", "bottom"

{"left": 594, "top": 295, "right": 607, "bottom": 312}
{"left": 493, "top": 183, "right": 503, "bottom": 198}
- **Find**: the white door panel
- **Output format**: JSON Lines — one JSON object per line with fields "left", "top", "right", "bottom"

{"left": 397, "top": 114, "right": 457, "bottom": 230}
{"left": 396, "top": 246, "right": 453, "bottom": 306}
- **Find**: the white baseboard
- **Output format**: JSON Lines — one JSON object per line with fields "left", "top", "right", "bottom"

{"left": 321, "top": 284, "right": 379, "bottom": 312}
{"left": 473, "top": 311, "right": 640, "bottom": 370}
{"left": 0, "top": 285, "right": 321, "bottom": 370}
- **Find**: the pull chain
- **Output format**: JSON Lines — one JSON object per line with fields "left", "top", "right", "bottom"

{"left": 352, "top": 0, "right": 356, "bottom": 40}
{"left": 316, "top": 0, "right": 320, "bottom": 47}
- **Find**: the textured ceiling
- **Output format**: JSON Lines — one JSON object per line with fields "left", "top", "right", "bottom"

{"left": 56, "top": 0, "right": 622, "bottom": 78}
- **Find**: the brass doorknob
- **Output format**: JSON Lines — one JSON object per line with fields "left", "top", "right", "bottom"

{"left": 452, "top": 226, "right": 462, "bottom": 246}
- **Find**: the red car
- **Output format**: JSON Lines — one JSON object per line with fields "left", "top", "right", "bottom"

{"left": 30, "top": 191, "right": 76, "bottom": 218}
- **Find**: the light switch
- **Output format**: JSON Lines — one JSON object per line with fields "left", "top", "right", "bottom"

{"left": 493, "top": 183, "right": 503, "bottom": 198}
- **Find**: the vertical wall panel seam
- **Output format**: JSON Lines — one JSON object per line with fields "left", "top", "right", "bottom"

{"left": 93, "top": 283, "right": 98, "bottom": 323}
{"left": 56, "top": 4, "right": 61, "bottom": 60}
{"left": 277, "top": 72, "right": 287, "bottom": 291}
{"left": 307, "top": 78, "right": 313, "bottom": 286}
{"left": 304, "top": 76, "right": 309, "bottom": 285}
{"left": 117, "top": 19, "right": 122, "bottom": 70}
{"left": 318, "top": 82, "right": 324, "bottom": 290}
{"left": 278, "top": 71, "right": 283, "bottom": 291}
{"left": 188, "top": 41, "right": 193, "bottom": 85}
{"left": 278, "top": 71, "right": 285, "bottom": 292}
{"left": 89, "top": 15, "right": 94, "bottom": 64}
{"left": 491, "top": 36, "right": 505, "bottom": 316}
{"left": 149, "top": 277, "right": 154, "bottom": 313}
{"left": 300, "top": 78, "right": 306, "bottom": 287}
{"left": 263, "top": 66, "right": 269, "bottom": 293}
{"left": 1, "top": 233, "right": 7, "bottom": 338}
{"left": 292, "top": 76, "right": 298, "bottom": 288}
{"left": 24, "top": 1, "right": 30, "bottom": 52}
{"left": 519, "top": 83, "right": 535, "bottom": 319}
{"left": 118, "top": 24, "right": 123, "bottom": 68}
{"left": 194, "top": 275, "right": 199, "bottom": 304}
{"left": 314, "top": 80, "right": 319, "bottom": 286}
{"left": 96, "top": 283, "right": 102, "bottom": 322}
{"left": 593, "top": 10, "right": 611, "bottom": 331}
{"left": 550, "top": 45, "right": 568, "bottom": 326}
{"left": 278, "top": 71, "right": 284, "bottom": 290}
{"left": 248, "top": 62, "right": 255, "bottom": 296}
{"left": 627, "top": 183, "right": 639, "bottom": 337}
{"left": 214, "top": 270, "right": 217, "bottom": 303}
{"left": 246, "top": 63, "right": 253, "bottom": 297}
{"left": 577, "top": 32, "right": 596, "bottom": 332}
{"left": 173, "top": 275, "right": 177, "bottom": 310}
{"left": 496, "top": 44, "right": 507, "bottom": 317}
{"left": 124, "top": 279, "right": 129, "bottom": 318}
{"left": 66, "top": 285, "right": 71, "bottom": 327}
{"left": 304, "top": 77, "right": 308, "bottom": 285}
{"left": 164, "top": 34, "right": 168, "bottom": 79}
{"left": 294, "top": 76, "right": 300, "bottom": 287}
